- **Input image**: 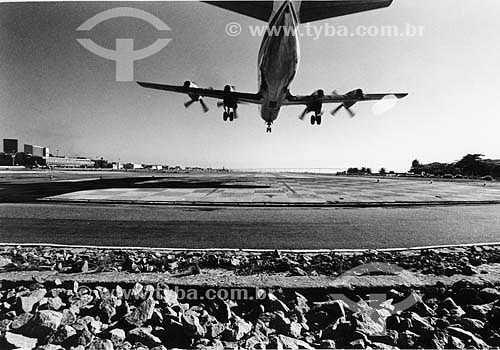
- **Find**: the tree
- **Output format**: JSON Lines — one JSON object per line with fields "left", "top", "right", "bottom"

{"left": 379, "top": 168, "right": 386, "bottom": 176}
{"left": 410, "top": 159, "right": 421, "bottom": 173}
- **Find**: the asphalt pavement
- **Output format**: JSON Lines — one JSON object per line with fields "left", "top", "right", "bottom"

{"left": 1, "top": 203, "right": 500, "bottom": 249}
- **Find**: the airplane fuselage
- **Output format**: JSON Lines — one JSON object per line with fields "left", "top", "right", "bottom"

{"left": 258, "top": 0, "right": 301, "bottom": 125}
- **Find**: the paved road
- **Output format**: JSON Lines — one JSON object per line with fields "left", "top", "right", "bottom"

{"left": 1, "top": 203, "right": 500, "bottom": 249}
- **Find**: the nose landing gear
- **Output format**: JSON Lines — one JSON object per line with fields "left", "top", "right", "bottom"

{"left": 266, "top": 122, "right": 272, "bottom": 133}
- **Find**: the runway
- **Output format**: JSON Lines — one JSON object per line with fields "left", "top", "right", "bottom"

{"left": 1, "top": 203, "right": 500, "bottom": 249}
{"left": 1, "top": 171, "right": 500, "bottom": 249}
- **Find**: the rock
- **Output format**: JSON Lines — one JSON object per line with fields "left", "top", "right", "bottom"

{"left": 127, "top": 327, "right": 162, "bottom": 348}
{"left": 478, "top": 287, "right": 500, "bottom": 303}
{"left": 289, "top": 321, "right": 302, "bottom": 338}
{"left": 25, "top": 310, "right": 63, "bottom": 338}
{"left": 223, "top": 316, "right": 252, "bottom": 341}
{"left": 245, "top": 331, "right": 269, "bottom": 349}
{"left": 10, "top": 312, "right": 34, "bottom": 332}
{"left": 454, "top": 287, "right": 483, "bottom": 306}
{"left": 447, "top": 326, "right": 488, "bottom": 348}
{"left": 150, "top": 346, "right": 168, "bottom": 350}
{"left": 267, "top": 292, "right": 290, "bottom": 313}
{"left": 3, "top": 331, "right": 38, "bottom": 349}
{"left": 369, "top": 330, "right": 398, "bottom": 346}
{"left": 181, "top": 310, "right": 206, "bottom": 338}
{"left": 60, "top": 309, "right": 77, "bottom": 326}
{"left": 205, "top": 318, "right": 226, "bottom": 339}
{"left": 158, "top": 289, "right": 178, "bottom": 307}
{"left": 99, "top": 296, "right": 119, "bottom": 323}
{"left": 68, "top": 294, "right": 94, "bottom": 312}
{"left": 488, "top": 306, "right": 500, "bottom": 325}
{"left": 107, "top": 328, "right": 126, "bottom": 344}
{"left": 409, "top": 312, "right": 434, "bottom": 335}
{"left": 213, "top": 299, "right": 232, "bottom": 323}
{"left": 322, "top": 317, "right": 353, "bottom": 341}
{"left": 269, "top": 311, "right": 290, "bottom": 334}
{"left": 318, "top": 339, "right": 336, "bottom": 349}
{"left": 45, "top": 297, "right": 63, "bottom": 311}
{"left": 447, "top": 335, "right": 466, "bottom": 349}
{"left": 397, "top": 330, "right": 420, "bottom": 348}
{"left": 17, "top": 288, "right": 47, "bottom": 313}
{"left": 51, "top": 325, "right": 77, "bottom": 345}
{"left": 122, "top": 256, "right": 138, "bottom": 272}
{"left": 456, "top": 318, "right": 485, "bottom": 333}
{"left": 124, "top": 298, "right": 155, "bottom": 328}
{"left": 293, "top": 292, "right": 310, "bottom": 315}
{"left": 439, "top": 297, "right": 465, "bottom": 317}
{"left": 277, "top": 334, "right": 314, "bottom": 349}
{"left": 87, "top": 338, "right": 114, "bottom": 350}
{"left": 311, "top": 299, "right": 346, "bottom": 321}
{"left": 0, "top": 256, "right": 12, "bottom": 268}
{"left": 34, "top": 345, "right": 65, "bottom": 350}
{"left": 291, "top": 267, "right": 307, "bottom": 276}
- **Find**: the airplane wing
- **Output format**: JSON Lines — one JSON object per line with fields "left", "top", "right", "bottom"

{"left": 204, "top": 1, "right": 394, "bottom": 23}
{"left": 137, "top": 82, "right": 262, "bottom": 105}
{"left": 283, "top": 91, "right": 408, "bottom": 105}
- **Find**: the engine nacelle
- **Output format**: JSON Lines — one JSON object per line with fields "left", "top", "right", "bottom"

{"left": 347, "top": 89, "right": 364, "bottom": 98}
{"left": 184, "top": 81, "right": 200, "bottom": 101}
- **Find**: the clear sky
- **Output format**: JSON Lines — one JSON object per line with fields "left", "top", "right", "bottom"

{"left": 1, "top": 1, "right": 500, "bottom": 171}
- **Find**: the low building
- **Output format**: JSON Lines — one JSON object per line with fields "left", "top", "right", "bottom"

{"left": 46, "top": 156, "right": 94, "bottom": 168}
{"left": 3, "top": 139, "right": 18, "bottom": 154}
{"left": 24, "top": 144, "right": 44, "bottom": 157}
{"left": 123, "top": 163, "right": 143, "bottom": 170}
{"left": 144, "top": 164, "right": 163, "bottom": 171}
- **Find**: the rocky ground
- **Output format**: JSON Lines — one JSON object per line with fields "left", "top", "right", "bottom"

{"left": 1, "top": 245, "right": 500, "bottom": 349}
{"left": 1, "top": 245, "right": 498, "bottom": 277}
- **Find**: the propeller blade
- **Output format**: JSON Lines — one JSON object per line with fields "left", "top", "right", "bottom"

{"left": 217, "top": 101, "right": 224, "bottom": 108}
{"left": 330, "top": 104, "right": 343, "bottom": 116}
{"left": 346, "top": 107, "right": 356, "bottom": 118}
{"left": 184, "top": 100, "right": 196, "bottom": 108}
{"left": 298, "top": 108, "right": 308, "bottom": 120}
{"left": 199, "top": 98, "right": 209, "bottom": 113}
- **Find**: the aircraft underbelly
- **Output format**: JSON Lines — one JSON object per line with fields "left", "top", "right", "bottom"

{"left": 258, "top": 2, "right": 300, "bottom": 123}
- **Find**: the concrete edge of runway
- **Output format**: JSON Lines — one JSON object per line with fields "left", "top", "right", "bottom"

{"left": 38, "top": 198, "right": 500, "bottom": 208}
{"left": 1, "top": 241, "right": 499, "bottom": 253}
{"left": 1, "top": 263, "right": 500, "bottom": 291}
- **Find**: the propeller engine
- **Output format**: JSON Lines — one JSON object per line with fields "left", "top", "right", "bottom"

{"left": 298, "top": 89, "right": 324, "bottom": 120}
{"left": 217, "top": 85, "right": 238, "bottom": 121}
{"left": 183, "top": 81, "right": 209, "bottom": 113}
{"left": 330, "top": 89, "right": 364, "bottom": 118}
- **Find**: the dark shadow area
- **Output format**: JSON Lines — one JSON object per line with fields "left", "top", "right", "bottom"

{"left": 0, "top": 176, "right": 269, "bottom": 203}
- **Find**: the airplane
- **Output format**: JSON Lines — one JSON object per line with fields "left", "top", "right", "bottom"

{"left": 137, "top": 0, "right": 408, "bottom": 133}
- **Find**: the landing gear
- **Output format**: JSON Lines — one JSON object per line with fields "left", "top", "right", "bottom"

{"left": 222, "top": 107, "right": 236, "bottom": 122}
{"left": 310, "top": 113, "right": 322, "bottom": 126}
{"left": 266, "top": 122, "right": 272, "bottom": 133}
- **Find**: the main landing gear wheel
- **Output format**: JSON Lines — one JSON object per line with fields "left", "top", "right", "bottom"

{"left": 229, "top": 111, "right": 234, "bottom": 121}
{"left": 223, "top": 111, "right": 228, "bottom": 121}
{"left": 310, "top": 114, "right": 322, "bottom": 126}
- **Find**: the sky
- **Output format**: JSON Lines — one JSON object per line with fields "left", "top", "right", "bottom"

{"left": 1, "top": 0, "right": 500, "bottom": 171}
